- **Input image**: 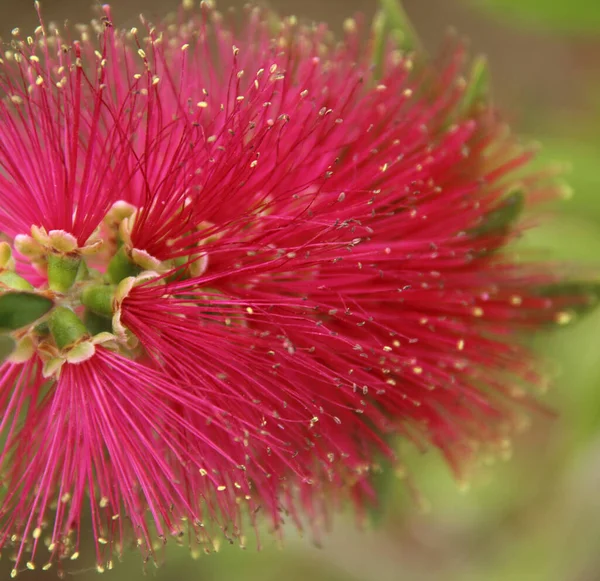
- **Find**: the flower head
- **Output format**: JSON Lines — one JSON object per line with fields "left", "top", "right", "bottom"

{"left": 0, "top": 1, "right": 592, "bottom": 575}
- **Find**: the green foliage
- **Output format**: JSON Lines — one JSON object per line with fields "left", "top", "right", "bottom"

{"left": 470, "top": 0, "right": 600, "bottom": 34}
{"left": 0, "top": 292, "right": 54, "bottom": 332}
{"left": 378, "top": 0, "right": 421, "bottom": 51}
{"left": 536, "top": 281, "right": 600, "bottom": 311}
{"left": 460, "top": 55, "right": 490, "bottom": 114}
{"left": 368, "top": 453, "right": 399, "bottom": 526}
{"left": 470, "top": 189, "right": 524, "bottom": 237}
{"left": 372, "top": 0, "right": 423, "bottom": 73}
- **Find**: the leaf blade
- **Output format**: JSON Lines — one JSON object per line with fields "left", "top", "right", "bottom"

{"left": 0, "top": 292, "right": 55, "bottom": 332}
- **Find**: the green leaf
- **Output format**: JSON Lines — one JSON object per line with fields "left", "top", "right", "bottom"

{"left": 378, "top": 0, "right": 421, "bottom": 52}
{"left": 371, "top": 10, "right": 388, "bottom": 73}
{"left": 0, "top": 292, "right": 54, "bottom": 332}
{"left": 469, "top": 0, "right": 600, "bottom": 34}
{"left": 537, "top": 281, "right": 600, "bottom": 318}
{"left": 368, "top": 457, "right": 395, "bottom": 526}
{"left": 460, "top": 55, "right": 490, "bottom": 114}
{"left": 373, "top": 0, "right": 422, "bottom": 73}
{"left": 470, "top": 189, "right": 525, "bottom": 237}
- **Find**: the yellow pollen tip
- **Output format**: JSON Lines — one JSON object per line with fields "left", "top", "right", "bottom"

{"left": 555, "top": 311, "right": 573, "bottom": 325}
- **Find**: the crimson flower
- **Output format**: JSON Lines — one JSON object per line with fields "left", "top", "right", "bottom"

{"left": 0, "top": 1, "right": 589, "bottom": 576}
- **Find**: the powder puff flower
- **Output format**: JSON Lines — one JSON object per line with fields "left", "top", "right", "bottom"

{"left": 0, "top": 0, "right": 593, "bottom": 576}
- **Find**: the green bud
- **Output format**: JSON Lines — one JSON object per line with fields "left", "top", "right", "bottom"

{"left": 83, "top": 309, "right": 114, "bottom": 336}
{"left": 47, "top": 253, "right": 81, "bottom": 293}
{"left": 106, "top": 246, "right": 141, "bottom": 285}
{"left": 0, "top": 292, "right": 54, "bottom": 332}
{"left": 81, "top": 284, "right": 116, "bottom": 318}
{"left": 48, "top": 306, "right": 89, "bottom": 350}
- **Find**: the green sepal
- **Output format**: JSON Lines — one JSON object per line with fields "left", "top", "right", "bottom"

{"left": 0, "top": 271, "right": 34, "bottom": 291}
{"left": 0, "top": 292, "right": 54, "bottom": 332}
{"left": 106, "top": 246, "right": 141, "bottom": 285}
{"left": 81, "top": 284, "right": 116, "bottom": 317}
{"left": 48, "top": 306, "right": 89, "bottom": 350}
{"left": 47, "top": 253, "right": 81, "bottom": 293}
{"left": 470, "top": 189, "right": 525, "bottom": 238}
{"left": 83, "top": 310, "right": 114, "bottom": 336}
{"left": 460, "top": 55, "right": 490, "bottom": 114}
{"left": 0, "top": 334, "right": 16, "bottom": 365}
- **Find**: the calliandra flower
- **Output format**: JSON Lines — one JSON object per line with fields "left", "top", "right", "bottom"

{"left": 0, "top": 0, "right": 593, "bottom": 576}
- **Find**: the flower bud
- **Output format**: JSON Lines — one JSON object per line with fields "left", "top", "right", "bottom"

{"left": 48, "top": 306, "right": 89, "bottom": 350}
{"left": 47, "top": 253, "right": 81, "bottom": 293}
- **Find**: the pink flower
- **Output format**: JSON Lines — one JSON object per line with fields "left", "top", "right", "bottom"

{"left": 0, "top": 1, "right": 590, "bottom": 575}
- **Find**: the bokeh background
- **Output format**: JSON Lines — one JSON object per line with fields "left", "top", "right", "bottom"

{"left": 0, "top": 1, "right": 599, "bottom": 579}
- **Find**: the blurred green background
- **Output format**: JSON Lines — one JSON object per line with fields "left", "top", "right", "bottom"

{"left": 1, "top": 1, "right": 599, "bottom": 579}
